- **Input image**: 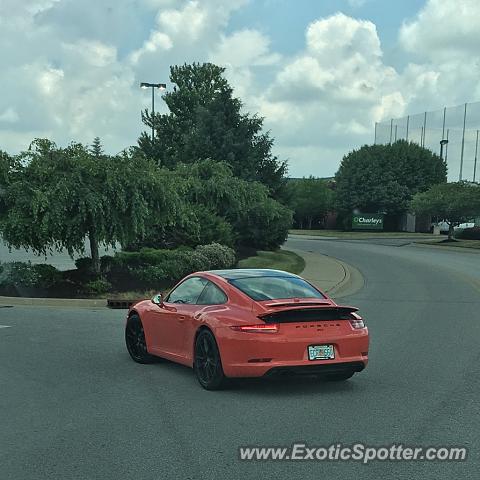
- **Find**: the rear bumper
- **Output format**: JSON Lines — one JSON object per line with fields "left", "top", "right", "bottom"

{"left": 222, "top": 356, "right": 368, "bottom": 377}
{"left": 264, "top": 361, "right": 365, "bottom": 377}
{"left": 217, "top": 325, "right": 369, "bottom": 378}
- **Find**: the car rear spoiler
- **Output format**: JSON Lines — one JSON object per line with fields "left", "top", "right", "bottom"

{"left": 259, "top": 306, "right": 359, "bottom": 323}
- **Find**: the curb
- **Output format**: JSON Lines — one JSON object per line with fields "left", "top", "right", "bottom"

{"left": 326, "top": 257, "right": 364, "bottom": 299}
{"left": 288, "top": 248, "right": 364, "bottom": 299}
{"left": 0, "top": 296, "right": 108, "bottom": 308}
{"left": 413, "top": 242, "right": 480, "bottom": 254}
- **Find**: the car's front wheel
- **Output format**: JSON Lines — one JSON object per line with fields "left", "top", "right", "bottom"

{"left": 125, "top": 314, "right": 156, "bottom": 364}
{"left": 194, "top": 329, "right": 226, "bottom": 390}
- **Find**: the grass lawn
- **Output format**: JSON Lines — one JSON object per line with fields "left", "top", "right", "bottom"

{"left": 289, "top": 229, "right": 433, "bottom": 238}
{"left": 416, "top": 239, "right": 480, "bottom": 250}
{"left": 237, "top": 249, "right": 306, "bottom": 274}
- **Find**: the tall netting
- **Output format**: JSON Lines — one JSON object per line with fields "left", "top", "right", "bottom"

{"left": 375, "top": 101, "right": 480, "bottom": 182}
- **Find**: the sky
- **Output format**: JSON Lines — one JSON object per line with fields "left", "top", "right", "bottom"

{"left": 1, "top": 0, "right": 480, "bottom": 178}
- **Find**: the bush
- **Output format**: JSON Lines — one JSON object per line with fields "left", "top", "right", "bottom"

{"left": 455, "top": 226, "right": 480, "bottom": 240}
{"left": 130, "top": 208, "right": 235, "bottom": 250}
{"left": 107, "top": 243, "right": 236, "bottom": 290}
{"left": 0, "top": 262, "right": 61, "bottom": 288}
{"left": 75, "top": 257, "right": 93, "bottom": 272}
{"left": 235, "top": 197, "right": 293, "bottom": 249}
{"left": 195, "top": 243, "right": 236, "bottom": 269}
{"left": 84, "top": 278, "right": 112, "bottom": 295}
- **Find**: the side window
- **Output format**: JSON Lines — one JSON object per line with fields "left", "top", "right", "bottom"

{"left": 196, "top": 281, "right": 228, "bottom": 305}
{"left": 167, "top": 277, "right": 208, "bottom": 304}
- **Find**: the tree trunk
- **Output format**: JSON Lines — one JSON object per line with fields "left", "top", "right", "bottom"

{"left": 89, "top": 230, "right": 100, "bottom": 275}
{"left": 448, "top": 223, "right": 455, "bottom": 240}
{"left": 308, "top": 217, "right": 313, "bottom": 230}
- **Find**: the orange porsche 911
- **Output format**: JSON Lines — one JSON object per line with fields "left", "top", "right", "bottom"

{"left": 125, "top": 269, "right": 369, "bottom": 390}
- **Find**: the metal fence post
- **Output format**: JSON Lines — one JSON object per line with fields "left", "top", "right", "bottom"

{"left": 460, "top": 103, "right": 467, "bottom": 181}
{"left": 389, "top": 119, "right": 393, "bottom": 145}
{"left": 445, "top": 129, "right": 449, "bottom": 163}
{"left": 422, "top": 111, "right": 427, "bottom": 147}
{"left": 474, "top": 129, "right": 479, "bottom": 183}
{"left": 406, "top": 115, "right": 409, "bottom": 142}
{"left": 442, "top": 106, "right": 446, "bottom": 139}
{"left": 374, "top": 122, "right": 378, "bottom": 144}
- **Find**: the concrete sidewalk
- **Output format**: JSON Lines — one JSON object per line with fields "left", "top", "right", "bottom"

{"left": 288, "top": 248, "right": 364, "bottom": 299}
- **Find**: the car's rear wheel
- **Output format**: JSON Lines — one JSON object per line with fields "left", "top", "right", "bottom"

{"left": 325, "top": 372, "right": 355, "bottom": 381}
{"left": 194, "top": 329, "right": 226, "bottom": 390}
{"left": 125, "top": 314, "right": 156, "bottom": 364}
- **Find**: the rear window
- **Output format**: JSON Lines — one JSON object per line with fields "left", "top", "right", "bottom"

{"left": 229, "top": 276, "right": 325, "bottom": 301}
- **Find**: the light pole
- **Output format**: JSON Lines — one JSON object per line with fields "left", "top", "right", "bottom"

{"left": 140, "top": 82, "right": 166, "bottom": 142}
{"left": 439, "top": 138, "right": 448, "bottom": 161}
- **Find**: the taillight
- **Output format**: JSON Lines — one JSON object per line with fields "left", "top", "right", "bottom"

{"left": 349, "top": 312, "right": 365, "bottom": 329}
{"left": 230, "top": 324, "right": 279, "bottom": 333}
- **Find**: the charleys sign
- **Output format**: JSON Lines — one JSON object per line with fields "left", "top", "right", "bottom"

{"left": 352, "top": 213, "right": 384, "bottom": 230}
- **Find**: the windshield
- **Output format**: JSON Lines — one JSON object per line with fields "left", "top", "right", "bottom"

{"left": 229, "top": 276, "right": 326, "bottom": 301}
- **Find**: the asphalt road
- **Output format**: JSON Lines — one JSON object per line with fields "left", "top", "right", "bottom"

{"left": 1, "top": 238, "right": 479, "bottom": 479}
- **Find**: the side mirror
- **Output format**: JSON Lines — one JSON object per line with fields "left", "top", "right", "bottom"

{"left": 151, "top": 293, "right": 163, "bottom": 306}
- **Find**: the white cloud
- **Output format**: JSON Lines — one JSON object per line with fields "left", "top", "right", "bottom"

{"left": 211, "top": 30, "right": 280, "bottom": 67}
{"left": 0, "top": 108, "right": 19, "bottom": 124}
{"left": 397, "top": 0, "right": 480, "bottom": 110}
{"left": 0, "top": 0, "right": 249, "bottom": 154}
{"left": 1, "top": 0, "right": 480, "bottom": 179}
{"left": 400, "top": 0, "right": 480, "bottom": 60}
{"left": 62, "top": 40, "right": 117, "bottom": 68}
{"left": 249, "top": 13, "right": 404, "bottom": 176}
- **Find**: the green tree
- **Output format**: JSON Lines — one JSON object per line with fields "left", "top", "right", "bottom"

{"left": 0, "top": 150, "right": 14, "bottom": 219}
{"left": 90, "top": 137, "right": 104, "bottom": 158}
{"left": 287, "top": 177, "right": 334, "bottom": 229}
{"left": 133, "top": 159, "right": 292, "bottom": 250}
{"left": 1, "top": 140, "right": 178, "bottom": 273}
{"left": 335, "top": 141, "right": 447, "bottom": 215}
{"left": 138, "top": 62, "right": 287, "bottom": 198}
{"left": 410, "top": 182, "right": 480, "bottom": 239}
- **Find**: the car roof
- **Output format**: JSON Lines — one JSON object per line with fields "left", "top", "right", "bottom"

{"left": 205, "top": 269, "right": 299, "bottom": 280}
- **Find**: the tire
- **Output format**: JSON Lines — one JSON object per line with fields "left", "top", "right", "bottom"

{"left": 325, "top": 372, "right": 355, "bottom": 381}
{"left": 125, "top": 314, "right": 156, "bottom": 364}
{"left": 194, "top": 329, "right": 226, "bottom": 390}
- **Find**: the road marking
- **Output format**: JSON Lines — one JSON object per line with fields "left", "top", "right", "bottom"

{"left": 0, "top": 325, "right": 12, "bottom": 329}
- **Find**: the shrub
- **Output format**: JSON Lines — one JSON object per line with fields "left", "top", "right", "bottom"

{"left": 99, "top": 255, "right": 116, "bottom": 273}
{"left": 0, "top": 262, "right": 61, "bottom": 288}
{"left": 107, "top": 243, "right": 236, "bottom": 290}
{"left": 455, "top": 226, "right": 480, "bottom": 240}
{"left": 113, "top": 248, "right": 175, "bottom": 268}
{"left": 75, "top": 257, "right": 93, "bottom": 272}
{"left": 195, "top": 243, "right": 236, "bottom": 269}
{"left": 84, "top": 278, "right": 112, "bottom": 295}
{"left": 235, "top": 197, "right": 293, "bottom": 249}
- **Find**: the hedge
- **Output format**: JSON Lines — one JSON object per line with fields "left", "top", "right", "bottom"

{"left": 0, "top": 243, "right": 236, "bottom": 295}
{"left": 455, "top": 226, "right": 480, "bottom": 240}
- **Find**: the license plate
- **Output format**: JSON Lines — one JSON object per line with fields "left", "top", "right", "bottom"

{"left": 308, "top": 344, "right": 335, "bottom": 360}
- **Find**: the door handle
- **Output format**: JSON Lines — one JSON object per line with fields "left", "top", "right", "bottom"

{"left": 178, "top": 316, "right": 186, "bottom": 321}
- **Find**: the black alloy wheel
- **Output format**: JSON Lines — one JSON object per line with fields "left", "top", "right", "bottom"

{"left": 194, "top": 329, "right": 226, "bottom": 390}
{"left": 125, "top": 314, "right": 156, "bottom": 364}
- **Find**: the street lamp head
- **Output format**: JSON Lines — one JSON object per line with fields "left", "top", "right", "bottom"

{"left": 140, "top": 82, "right": 166, "bottom": 90}
{"left": 440, "top": 139, "right": 449, "bottom": 146}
